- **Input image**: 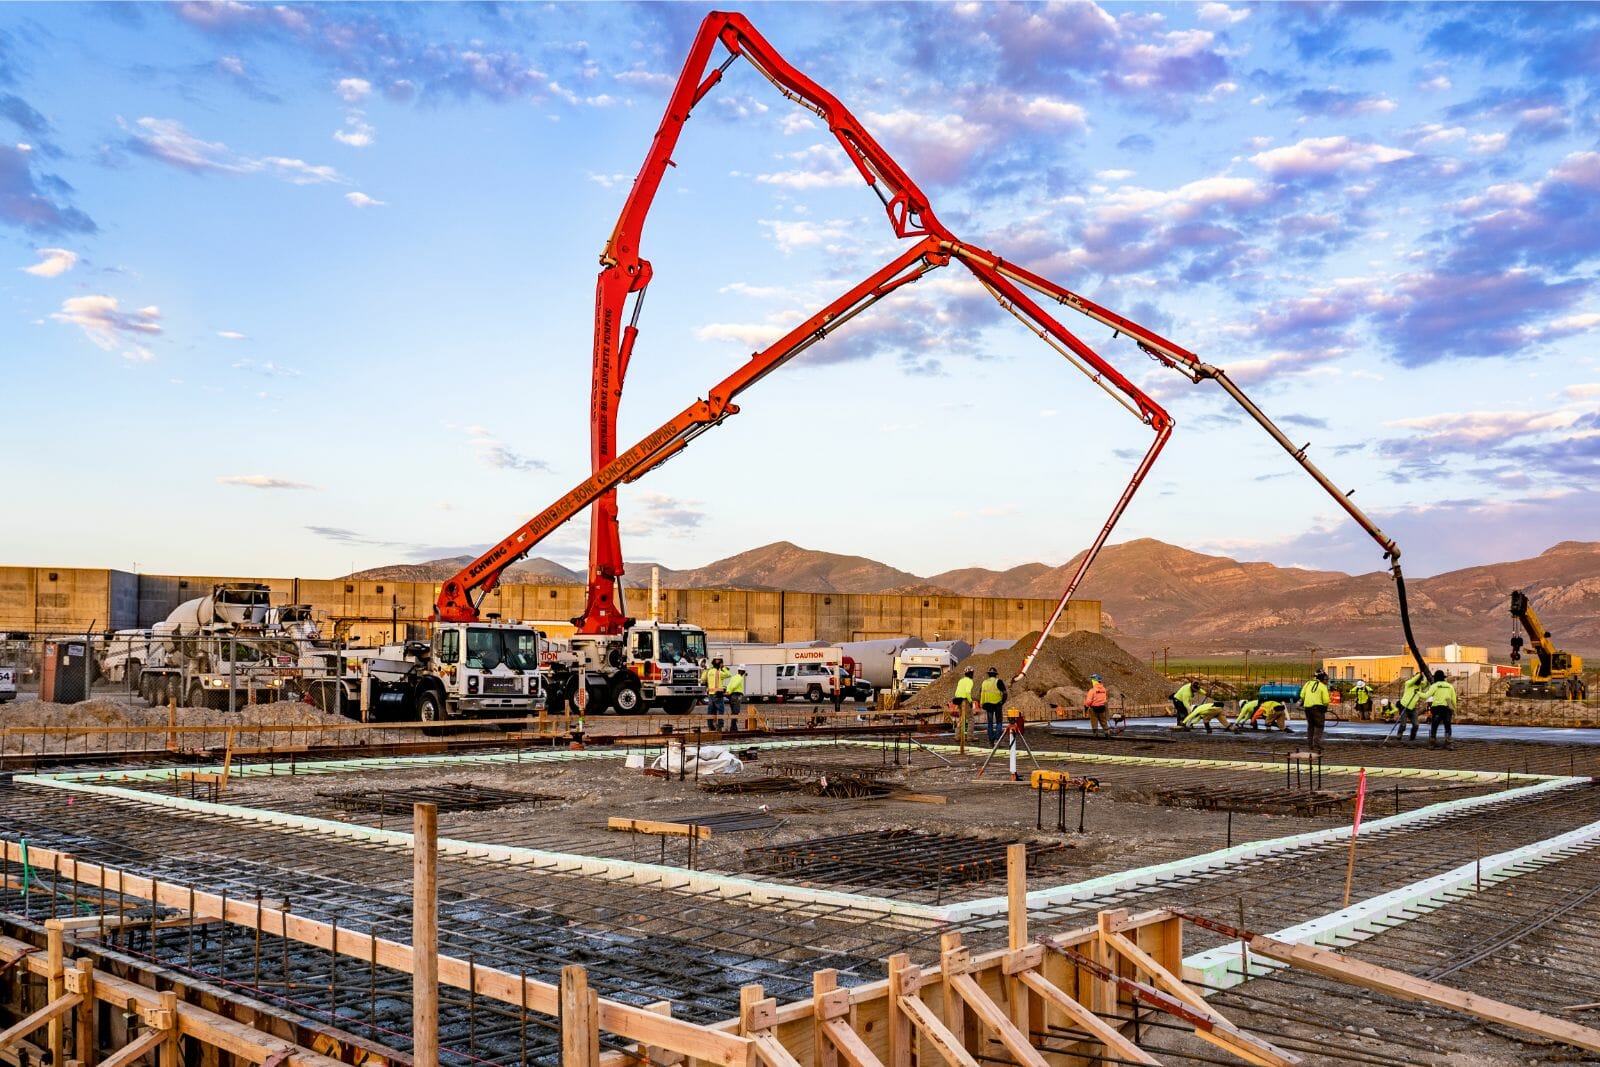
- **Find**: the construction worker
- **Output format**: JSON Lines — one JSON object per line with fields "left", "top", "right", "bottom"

{"left": 1170, "top": 679, "right": 1205, "bottom": 728}
{"left": 1424, "top": 670, "right": 1458, "bottom": 749}
{"left": 1258, "top": 699, "right": 1291, "bottom": 731}
{"left": 727, "top": 667, "right": 746, "bottom": 729}
{"left": 979, "top": 666, "right": 1008, "bottom": 743}
{"left": 952, "top": 667, "right": 975, "bottom": 736}
{"left": 830, "top": 667, "right": 844, "bottom": 714}
{"left": 1351, "top": 679, "right": 1374, "bottom": 720}
{"left": 1232, "top": 696, "right": 1260, "bottom": 731}
{"left": 1299, "top": 670, "right": 1332, "bottom": 751}
{"left": 1183, "top": 698, "right": 1229, "bottom": 733}
{"left": 702, "top": 657, "right": 727, "bottom": 730}
{"left": 1391, "top": 672, "right": 1427, "bottom": 742}
{"left": 1083, "top": 674, "right": 1109, "bottom": 737}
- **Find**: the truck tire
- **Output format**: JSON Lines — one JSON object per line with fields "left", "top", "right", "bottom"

{"left": 611, "top": 675, "right": 643, "bottom": 714}
{"left": 416, "top": 689, "right": 444, "bottom": 733}
{"left": 660, "top": 696, "right": 695, "bottom": 715}
{"left": 187, "top": 683, "right": 208, "bottom": 711}
{"left": 128, "top": 662, "right": 142, "bottom": 691}
{"left": 807, "top": 685, "right": 823, "bottom": 704}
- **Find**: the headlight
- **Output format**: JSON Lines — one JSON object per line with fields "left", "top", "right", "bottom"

{"left": 209, "top": 679, "right": 227, "bottom": 687}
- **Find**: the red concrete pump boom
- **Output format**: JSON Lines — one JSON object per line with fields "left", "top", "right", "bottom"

{"left": 437, "top": 9, "right": 1430, "bottom": 683}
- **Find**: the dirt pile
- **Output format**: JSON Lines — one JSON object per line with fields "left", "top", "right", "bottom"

{"left": 0, "top": 698, "right": 365, "bottom": 730}
{"left": 906, "top": 631, "right": 1170, "bottom": 717}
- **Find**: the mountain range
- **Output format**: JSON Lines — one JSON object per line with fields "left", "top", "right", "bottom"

{"left": 351, "top": 539, "right": 1600, "bottom": 656}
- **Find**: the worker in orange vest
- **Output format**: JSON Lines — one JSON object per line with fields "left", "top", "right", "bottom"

{"left": 1083, "top": 674, "right": 1109, "bottom": 737}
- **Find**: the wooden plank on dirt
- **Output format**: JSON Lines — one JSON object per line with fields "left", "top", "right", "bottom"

{"left": 607, "top": 817, "right": 711, "bottom": 839}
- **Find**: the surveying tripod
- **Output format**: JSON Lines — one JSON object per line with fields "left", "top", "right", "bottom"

{"left": 977, "top": 711, "right": 1041, "bottom": 780}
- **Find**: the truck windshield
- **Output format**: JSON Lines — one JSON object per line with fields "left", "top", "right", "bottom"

{"left": 657, "top": 630, "right": 707, "bottom": 664}
{"left": 466, "top": 628, "right": 541, "bottom": 671}
{"left": 905, "top": 666, "right": 942, "bottom": 680}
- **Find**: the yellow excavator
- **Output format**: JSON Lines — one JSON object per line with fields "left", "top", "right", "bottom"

{"left": 1508, "top": 590, "right": 1587, "bottom": 699}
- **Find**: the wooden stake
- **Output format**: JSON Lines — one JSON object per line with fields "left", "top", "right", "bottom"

{"left": 72, "top": 959, "right": 96, "bottom": 1067}
{"left": 886, "top": 955, "right": 912, "bottom": 1067}
{"left": 560, "top": 966, "right": 598, "bottom": 1067}
{"left": 1006, "top": 844, "right": 1028, "bottom": 951}
{"left": 412, "top": 802, "right": 439, "bottom": 1067}
{"left": 1341, "top": 832, "right": 1357, "bottom": 909}
{"left": 46, "top": 923, "right": 65, "bottom": 1067}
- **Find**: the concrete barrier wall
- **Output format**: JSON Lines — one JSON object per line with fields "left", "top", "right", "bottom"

{"left": 0, "top": 566, "right": 1100, "bottom": 645}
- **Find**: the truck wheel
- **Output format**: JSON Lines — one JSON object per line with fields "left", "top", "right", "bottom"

{"left": 129, "top": 663, "right": 142, "bottom": 691}
{"left": 807, "top": 685, "right": 823, "bottom": 704}
{"left": 187, "top": 683, "right": 208, "bottom": 711}
{"left": 416, "top": 690, "right": 443, "bottom": 733}
{"left": 660, "top": 696, "right": 694, "bottom": 715}
{"left": 611, "top": 676, "right": 643, "bottom": 714}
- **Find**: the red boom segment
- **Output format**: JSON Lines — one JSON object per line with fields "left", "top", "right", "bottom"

{"left": 441, "top": 9, "right": 1428, "bottom": 681}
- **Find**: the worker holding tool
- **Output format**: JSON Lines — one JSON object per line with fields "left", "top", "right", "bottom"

{"left": 1300, "top": 670, "right": 1332, "bottom": 751}
{"left": 979, "top": 666, "right": 1008, "bottom": 743}
{"left": 1170, "top": 679, "right": 1205, "bottom": 728}
{"left": 952, "top": 667, "right": 975, "bottom": 737}
{"left": 702, "top": 657, "right": 728, "bottom": 731}
{"left": 1083, "top": 674, "right": 1109, "bottom": 737}
{"left": 727, "top": 667, "right": 746, "bottom": 730}
{"left": 1232, "top": 696, "right": 1260, "bottom": 731}
{"left": 1182, "top": 698, "right": 1229, "bottom": 733}
{"left": 1424, "top": 670, "right": 1458, "bottom": 749}
{"left": 1351, "top": 679, "right": 1374, "bottom": 720}
{"left": 1391, "top": 672, "right": 1427, "bottom": 742}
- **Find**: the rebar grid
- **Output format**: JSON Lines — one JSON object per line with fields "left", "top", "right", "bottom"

{"left": 957, "top": 780, "right": 1600, "bottom": 957}
{"left": 745, "top": 830, "right": 1070, "bottom": 896}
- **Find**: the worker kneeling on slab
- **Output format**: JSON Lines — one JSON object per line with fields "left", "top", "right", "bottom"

{"left": 1182, "top": 697, "right": 1229, "bottom": 733}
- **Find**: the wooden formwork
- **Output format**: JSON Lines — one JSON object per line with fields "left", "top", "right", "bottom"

{"left": 5, "top": 837, "right": 1600, "bottom": 1067}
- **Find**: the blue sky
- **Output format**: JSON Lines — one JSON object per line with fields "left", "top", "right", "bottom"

{"left": 3, "top": 1, "right": 1597, "bottom": 582}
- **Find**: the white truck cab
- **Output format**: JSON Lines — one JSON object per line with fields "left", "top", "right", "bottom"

{"left": 571, "top": 620, "right": 707, "bottom": 714}
{"left": 893, "top": 647, "right": 958, "bottom": 700}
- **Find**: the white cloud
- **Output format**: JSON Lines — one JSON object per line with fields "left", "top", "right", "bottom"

{"left": 587, "top": 172, "right": 631, "bottom": 188}
{"left": 1250, "top": 136, "right": 1414, "bottom": 177}
{"left": 1551, "top": 150, "right": 1600, "bottom": 189}
{"left": 1197, "top": 2, "right": 1250, "bottom": 24}
{"left": 50, "top": 295, "right": 162, "bottom": 351}
{"left": 1470, "top": 132, "right": 1508, "bottom": 155}
{"left": 333, "top": 113, "right": 375, "bottom": 148}
{"left": 126, "top": 117, "right": 343, "bottom": 185}
{"left": 261, "top": 157, "right": 341, "bottom": 185}
{"left": 336, "top": 77, "right": 372, "bottom": 103}
{"left": 1419, "top": 75, "right": 1452, "bottom": 92}
{"left": 694, "top": 321, "right": 789, "bottom": 347}
{"left": 719, "top": 282, "right": 786, "bottom": 299}
{"left": 345, "top": 191, "right": 386, "bottom": 208}
{"left": 232, "top": 358, "right": 300, "bottom": 377}
{"left": 22, "top": 248, "right": 77, "bottom": 277}
{"left": 1094, "top": 169, "right": 1134, "bottom": 181}
{"left": 1563, "top": 383, "right": 1600, "bottom": 400}
{"left": 217, "top": 330, "right": 246, "bottom": 340}
{"left": 217, "top": 475, "right": 318, "bottom": 490}
{"left": 464, "top": 425, "right": 549, "bottom": 473}
{"left": 759, "top": 217, "right": 854, "bottom": 254}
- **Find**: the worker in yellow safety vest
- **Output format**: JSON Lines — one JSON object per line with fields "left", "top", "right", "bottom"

{"left": 1183, "top": 698, "right": 1229, "bottom": 733}
{"left": 979, "top": 667, "right": 1008, "bottom": 743}
{"left": 726, "top": 667, "right": 746, "bottom": 728}
{"left": 1232, "top": 697, "right": 1260, "bottom": 731}
{"left": 702, "top": 657, "right": 727, "bottom": 730}
{"left": 1423, "top": 670, "right": 1458, "bottom": 749}
{"left": 952, "top": 667, "right": 975, "bottom": 737}
{"left": 1258, "top": 699, "right": 1290, "bottom": 731}
{"left": 1299, "top": 670, "right": 1331, "bottom": 752}
{"left": 1390, "top": 672, "right": 1427, "bottom": 742}
{"left": 1170, "top": 680, "right": 1205, "bottom": 728}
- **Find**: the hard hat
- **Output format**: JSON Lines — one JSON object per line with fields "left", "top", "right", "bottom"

{"left": 1315, "top": 670, "right": 1328, "bottom": 680}
{"left": 713, "top": 657, "right": 723, "bottom": 666}
{"left": 1432, "top": 669, "right": 1445, "bottom": 682}
{"left": 986, "top": 667, "right": 998, "bottom": 676}
{"left": 964, "top": 667, "right": 974, "bottom": 675}
{"left": 1090, "top": 674, "right": 1102, "bottom": 681}
{"left": 738, "top": 668, "right": 746, "bottom": 674}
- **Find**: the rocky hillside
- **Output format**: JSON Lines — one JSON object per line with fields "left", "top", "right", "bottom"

{"left": 352, "top": 539, "right": 1600, "bottom": 656}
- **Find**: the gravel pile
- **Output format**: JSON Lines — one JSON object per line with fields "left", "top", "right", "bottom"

{"left": 1, "top": 698, "right": 357, "bottom": 729}
{"left": 906, "top": 631, "right": 1170, "bottom": 716}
